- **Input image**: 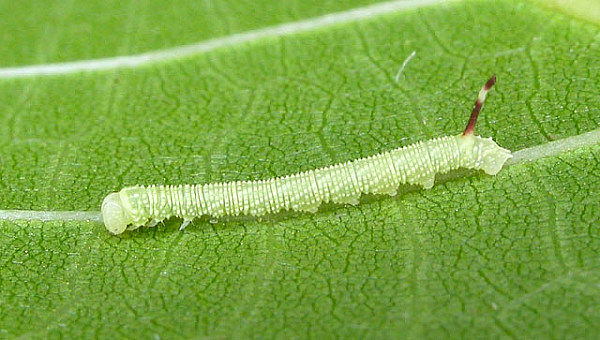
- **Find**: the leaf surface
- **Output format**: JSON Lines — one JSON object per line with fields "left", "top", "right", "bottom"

{"left": 1, "top": 0, "right": 599, "bottom": 338}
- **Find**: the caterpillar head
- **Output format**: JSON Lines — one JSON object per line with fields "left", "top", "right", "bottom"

{"left": 101, "top": 192, "right": 134, "bottom": 235}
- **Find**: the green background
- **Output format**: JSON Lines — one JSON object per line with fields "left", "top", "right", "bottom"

{"left": 1, "top": 0, "right": 599, "bottom": 338}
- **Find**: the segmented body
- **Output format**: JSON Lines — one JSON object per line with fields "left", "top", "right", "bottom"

{"left": 124, "top": 135, "right": 460, "bottom": 222}
{"left": 101, "top": 76, "right": 511, "bottom": 235}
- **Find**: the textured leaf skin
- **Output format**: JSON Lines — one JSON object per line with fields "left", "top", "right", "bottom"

{"left": 0, "top": 0, "right": 386, "bottom": 67}
{"left": 1, "top": 0, "right": 599, "bottom": 338}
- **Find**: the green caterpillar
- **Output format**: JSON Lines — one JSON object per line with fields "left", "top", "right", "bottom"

{"left": 102, "top": 76, "right": 511, "bottom": 235}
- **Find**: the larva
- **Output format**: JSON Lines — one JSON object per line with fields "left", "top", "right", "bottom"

{"left": 102, "top": 76, "right": 512, "bottom": 235}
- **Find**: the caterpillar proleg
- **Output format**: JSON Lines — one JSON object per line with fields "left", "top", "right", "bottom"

{"left": 102, "top": 76, "right": 511, "bottom": 235}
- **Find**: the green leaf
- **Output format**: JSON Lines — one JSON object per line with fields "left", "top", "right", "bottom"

{"left": 1, "top": 0, "right": 599, "bottom": 338}
{"left": 0, "top": 0, "right": 388, "bottom": 67}
{"left": 530, "top": 0, "right": 600, "bottom": 25}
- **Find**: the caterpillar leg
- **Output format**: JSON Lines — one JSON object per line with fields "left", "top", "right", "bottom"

{"left": 376, "top": 188, "right": 398, "bottom": 196}
{"left": 419, "top": 175, "right": 435, "bottom": 189}
{"left": 147, "top": 219, "right": 161, "bottom": 228}
{"left": 179, "top": 218, "right": 193, "bottom": 231}
{"left": 299, "top": 205, "right": 319, "bottom": 213}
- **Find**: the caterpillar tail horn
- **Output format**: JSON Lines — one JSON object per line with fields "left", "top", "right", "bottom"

{"left": 463, "top": 75, "right": 496, "bottom": 136}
